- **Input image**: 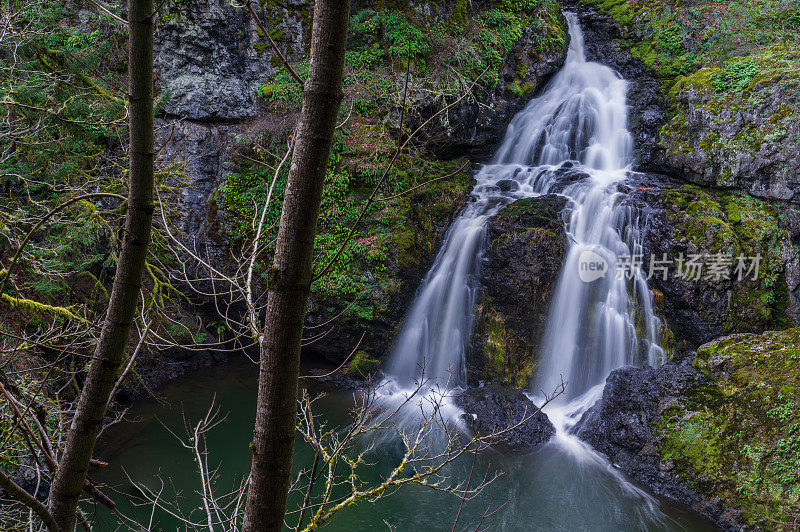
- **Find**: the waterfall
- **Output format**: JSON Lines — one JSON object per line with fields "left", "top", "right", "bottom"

{"left": 386, "top": 13, "right": 665, "bottom": 398}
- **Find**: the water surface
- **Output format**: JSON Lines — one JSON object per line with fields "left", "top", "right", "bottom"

{"left": 91, "top": 356, "right": 716, "bottom": 531}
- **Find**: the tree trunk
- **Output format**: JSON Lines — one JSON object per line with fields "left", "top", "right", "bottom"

{"left": 241, "top": 1, "right": 351, "bottom": 530}
{"left": 47, "top": 0, "right": 154, "bottom": 528}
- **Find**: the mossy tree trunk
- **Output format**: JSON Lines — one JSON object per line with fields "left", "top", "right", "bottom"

{"left": 47, "top": 0, "right": 154, "bottom": 528}
{"left": 241, "top": 1, "right": 351, "bottom": 530}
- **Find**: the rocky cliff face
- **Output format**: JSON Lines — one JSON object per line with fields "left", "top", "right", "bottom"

{"left": 155, "top": 0, "right": 306, "bottom": 121}
{"left": 657, "top": 76, "right": 800, "bottom": 204}
{"left": 622, "top": 178, "right": 800, "bottom": 352}
{"left": 154, "top": 0, "right": 308, "bottom": 264}
{"left": 152, "top": 0, "right": 572, "bottom": 366}
{"left": 409, "top": 11, "right": 570, "bottom": 160}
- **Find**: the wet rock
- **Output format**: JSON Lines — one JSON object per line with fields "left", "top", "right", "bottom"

{"left": 574, "top": 360, "right": 744, "bottom": 530}
{"left": 468, "top": 195, "right": 568, "bottom": 386}
{"left": 3, "top": 456, "right": 50, "bottom": 503}
{"left": 496, "top": 179, "right": 520, "bottom": 192}
{"left": 549, "top": 165, "right": 592, "bottom": 191}
{"left": 576, "top": 361, "right": 702, "bottom": 453}
{"left": 307, "top": 368, "right": 371, "bottom": 390}
{"left": 455, "top": 384, "right": 555, "bottom": 452}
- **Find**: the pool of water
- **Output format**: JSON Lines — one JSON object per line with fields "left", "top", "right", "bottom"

{"left": 88, "top": 355, "right": 717, "bottom": 531}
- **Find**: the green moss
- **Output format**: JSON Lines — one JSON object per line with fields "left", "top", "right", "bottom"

{"left": 583, "top": 0, "right": 636, "bottom": 25}
{"left": 509, "top": 79, "right": 539, "bottom": 97}
{"left": 474, "top": 295, "right": 534, "bottom": 388}
{"left": 0, "top": 293, "right": 85, "bottom": 322}
{"left": 346, "top": 350, "right": 380, "bottom": 377}
{"left": 500, "top": 197, "right": 558, "bottom": 221}
{"left": 258, "top": 0, "right": 567, "bottom": 110}
{"left": 450, "top": 0, "right": 468, "bottom": 27}
{"left": 711, "top": 58, "right": 760, "bottom": 94}
{"left": 218, "top": 128, "right": 470, "bottom": 320}
{"left": 585, "top": 0, "right": 800, "bottom": 168}
{"left": 655, "top": 329, "right": 800, "bottom": 527}
{"left": 661, "top": 185, "right": 791, "bottom": 333}
{"left": 388, "top": 157, "right": 470, "bottom": 269}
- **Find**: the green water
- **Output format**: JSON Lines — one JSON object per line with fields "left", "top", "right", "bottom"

{"left": 88, "top": 355, "right": 717, "bottom": 531}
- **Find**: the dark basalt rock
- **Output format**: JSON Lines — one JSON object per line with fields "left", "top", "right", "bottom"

{"left": 574, "top": 360, "right": 745, "bottom": 530}
{"left": 496, "top": 179, "right": 520, "bottom": 192}
{"left": 623, "top": 174, "right": 800, "bottom": 352}
{"left": 3, "top": 457, "right": 50, "bottom": 503}
{"left": 575, "top": 361, "right": 702, "bottom": 454}
{"left": 455, "top": 384, "right": 555, "bottom": 452}
{"left": 468, "top": 194, "right": 568, "bottom": 386}
{"left": 548, "top": 165, "right": 593, "bottom": 191}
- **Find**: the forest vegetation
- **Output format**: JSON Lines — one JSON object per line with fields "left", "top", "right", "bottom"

{"left": 1, "top": 0, "right": 799, "bottom": 530}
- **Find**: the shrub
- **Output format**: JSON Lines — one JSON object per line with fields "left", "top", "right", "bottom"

{"left": 711, "top": 59, "right": 760, "bottom": 93}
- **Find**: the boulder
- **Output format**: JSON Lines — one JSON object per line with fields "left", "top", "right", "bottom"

{"left": 574, "top": 360, "right": 744, "bottom": 529}
{"left": 455, "top": 384, "right": 555, "bottom": 452}
{"left": 576, "top": 328, "right": 800, "bottom": 530}
{"left": 468, "top": 194, "right": 568, "bottom": 386}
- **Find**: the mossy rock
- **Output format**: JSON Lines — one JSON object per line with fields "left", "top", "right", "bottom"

{"left": 650, "top": 184, "right": 793, "bottom": 345}
{"left": 653, "top": 328, "right": 800, "bottom": 527}
{"left": 468, "top": 195, "right": 567, "bottom": 387}
{"left": 346, "top": 350, "right": 380, "bottom": 378}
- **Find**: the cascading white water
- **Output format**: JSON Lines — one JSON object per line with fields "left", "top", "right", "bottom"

{"left": 372, "top": 14, "right": 692, "bottom": 527}
{"left": 387, "top": 13, "right": 664, "bottom": 395}
{"left": 525, "top": 18, "right": 666, "bottom": 402}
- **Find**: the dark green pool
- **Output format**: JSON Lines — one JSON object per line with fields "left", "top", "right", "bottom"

{"left": 88, "top": 355, "right": 717, "bottom": 531}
